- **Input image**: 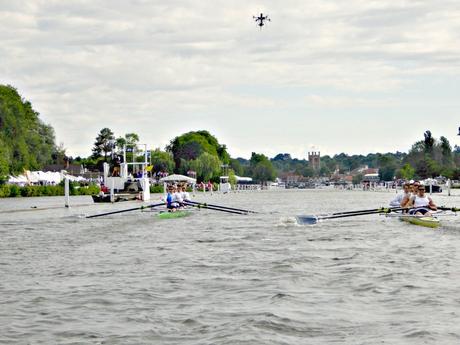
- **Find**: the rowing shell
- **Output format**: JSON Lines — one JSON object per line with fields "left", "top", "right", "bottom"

{"left": 157, "top": 210, "right": 192, "bottom": 219}
{"left": 399, "top": 215, "right": 440, "bottom": 228}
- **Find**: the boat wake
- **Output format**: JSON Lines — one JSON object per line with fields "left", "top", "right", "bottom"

{"left": 276, "top": 216, "right": 301, "bottom": 227}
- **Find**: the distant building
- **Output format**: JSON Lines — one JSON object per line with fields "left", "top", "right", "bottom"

{"left": 362, "top": 173, "right": 380, "bottom": 183}
{"left": 308, "top": 151, "right": 320, "bottom": 171}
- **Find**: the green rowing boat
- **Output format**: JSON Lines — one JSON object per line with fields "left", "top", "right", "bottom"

{"left": 399, "top": 215, "right": 440, "bottom": 228}
{"left": 157, "top": 210, "right": 192, "bottom": 219}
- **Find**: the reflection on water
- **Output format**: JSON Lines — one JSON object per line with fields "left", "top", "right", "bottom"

{"left": 1, "top": 190, "right": 460, "bottom": 344}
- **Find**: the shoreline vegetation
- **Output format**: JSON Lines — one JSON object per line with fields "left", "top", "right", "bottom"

{"left": 0, "top": 182, "right": 209, "bottom": 198}
{"left": 2, "top": 84, "right": 460, "bottom": 200}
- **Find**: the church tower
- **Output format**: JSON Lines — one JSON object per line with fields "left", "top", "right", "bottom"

{"left": 308, "top": 151, "right": 321, "bottom": 171}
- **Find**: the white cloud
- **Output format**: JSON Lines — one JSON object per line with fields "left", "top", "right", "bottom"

{"left": 1, "top": 0, "right": 460, "bottom": 158}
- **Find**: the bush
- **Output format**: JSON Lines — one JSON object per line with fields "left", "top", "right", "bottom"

{"left": 0, "top": 184, "right": 10, "bottom": 197}
{"left": 0, "top": 183, "right": 98, "bottom": 198}
{"left": 9, "top": 185, "right": 20, "bottom": 197}
{"left": 74, "top": 184, "right": 100, "bottom": 195}
{"left": 150, "top": 184, "right": 164, "bottom": 194}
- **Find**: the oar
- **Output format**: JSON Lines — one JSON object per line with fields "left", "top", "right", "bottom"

{"left": 86, "top": 202, "right": 165, "bottom": 218}
{"left": 297, "top": 207, "right": 403, "bottom": 225}
{"left": 186, "top": 200, "right": 257, "bottom": 214}
{"left": 438, "top": 206, "right": 460, "bottom": 212}
{"left": 328, "top": 207, "right": 402, "bottom": 216}
{"left": 184, "top": 201, "right": 247, "bottom": 215}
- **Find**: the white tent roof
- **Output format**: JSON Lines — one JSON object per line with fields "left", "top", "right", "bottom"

{"left": 7, "top": 175, "right": 28, "bottom": 184}
{"left": 159, "top": 174, "right": 196, "bottom": 183}
{"left": 235, "top": 175, "right": 252, "bottom": 182}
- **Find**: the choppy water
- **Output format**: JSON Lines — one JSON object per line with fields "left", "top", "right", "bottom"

{"left": 1, "top": 189, "right": 460, "bottom": 344}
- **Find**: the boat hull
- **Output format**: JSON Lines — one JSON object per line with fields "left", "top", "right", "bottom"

{"left": 399, "top": 215, "right": 440, "bottom": 228}
{"left": 92, "top": 194, "right": 138, "bottom": 203}
{"left": 157, "top": 210, "right": 192, "bottom": 219}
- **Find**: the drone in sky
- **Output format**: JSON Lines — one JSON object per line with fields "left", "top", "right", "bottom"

{"left": 253, "top": 13, "right": 270, "bottom": 28}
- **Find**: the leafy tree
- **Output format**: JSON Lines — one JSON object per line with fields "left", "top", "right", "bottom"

{"left": 273, "top": 153, "right": 292, "bottom": 161}
{"left": 150, "top": 149, "right": 174, "bottom": 173}
{"left": 92, "top": 128, "right": 115, "bottom": 161}
{"left": 399, "top": 163, "right": 415, "bottom": 180}
{"left": 424, "top": 130, "right": 435, "bottom": 153}
{"left": 229, "top": 158, "right": 244, "bottom": 176}
{"left": 379, "top": 165, "right": 397, "bottom": 181}
{"left": 249, "top": 152, "right": 276, "bottom": 183}
{"left": 377, "top": 154, "right": 397, "bottom": 181}
{"left": 0, "top": 84, "right": 57, "bottom": 175}
{"left": 252, "top": 160, "right": 277, "bottom": 183}
{"left": 425, "top": 157, "right": 441, "bottom": 178}
{"left": 298, "top": 165, "right": 315, "bottom": 178}
{"left": 440, "top": 136, "right": 453, "bottom": 167}
{"left": 166, "top": 130, "right": 229, "bottom": 171}
{"left": 352, "top": 174, "right": 363, "bottom": 185}
{"left": 250, "top": 152, "right": 268, "bottom": 166}
{"left": 125, "top": 133, "right": 139, "bottom": 147}
{"left": 228, "top": 169, "right": 237, "bottom": 186}
{"left": 116, "top": 137, "right": 126, "bottom": 151}
{"left": 0, "top": 137, "right": 10, "bottom": 182}
{"left": 189, "top": 152, "right": 222, "bottom": 182}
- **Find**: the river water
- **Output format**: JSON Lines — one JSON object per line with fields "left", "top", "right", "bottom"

{"left": 1, "top": 189, "right": 460, "bottom": 344}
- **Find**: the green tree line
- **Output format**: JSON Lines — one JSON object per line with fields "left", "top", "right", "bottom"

{"left": 0, "top": 85, "right": 63, "bottom": 181}
{"left": 3, "top": 84, "right": 460, "bottom": 186}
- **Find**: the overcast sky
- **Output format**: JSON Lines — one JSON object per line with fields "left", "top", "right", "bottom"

{"left": 1, "top": 0, "right": 460, "bottom": 159}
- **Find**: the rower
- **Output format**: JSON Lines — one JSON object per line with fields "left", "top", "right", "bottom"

{"left": 181, "top": 184, "right": 191, "bottom": 202}
{"left": 166, "top": 185, "right": 179, "bottom": 211}
{"left": 400, "top": 181, "right": 420, "bottom": 208}
{"left": 389, "top": 183, "right": 411, "bottom": 207}
{"left": 174, "top": 184, "right": 185, "bottom": 207}
{"left": 407, "top": 184, "right": 437, "bottom": 216}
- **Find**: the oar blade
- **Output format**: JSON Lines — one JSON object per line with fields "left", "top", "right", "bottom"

{"left": 296, "top": 215, "right": 319, "bottom": 225}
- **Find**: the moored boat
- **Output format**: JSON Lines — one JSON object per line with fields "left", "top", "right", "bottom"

{"left": 92, "top": 193, "right": 139, "bottom": 203}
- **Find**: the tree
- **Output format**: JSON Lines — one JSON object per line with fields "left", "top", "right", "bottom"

{"left": 228, "top": 169, "right": 237, "bottom": 186}
{"left": 0, "top": 137, "right": 10, "bottom": 182}
{"left": 229, "top": 158, "right": 244, "bottom": 176}
{"left": 166, "top": 130, "right": 229, "bottom": 171}
{"left": 150, "top": 149, "right": 174, "bottom": 173}
{"left": 189, "top": 152, "right": 222, "bottom": 182}
{"left": 377, "top": 154, "right": 397, "bottom": 181}
{"left": 92, "top": 128, "right": 115, "bottom": 161}
{"left": 125, "top": 133, "right": 139, "bottom": 148}
{"left": 0, "top": 84, "right": 57, "bottom": 175}
{"left": 249, "top": 152, "right": 276, "bottom": 183}
{"left": 440, "top": 136, "right": 453, "bottom": 167}
{"left": 116, "top": 137, "right": 126, "bottom": 151}
{"left": 298, "top": 165, "right": 315, "bottom": 178}
{"left": 399, "top": 163, "right": 415, "bottom": 180}
{"left": 352, "top": 174, "right": 363, "bottom": 185}
{"left": 379, "top": 165, "right": 396, "bottom": 181}
{"left": 272, "top": 153, "right": 292, "bottom": 161}
{"left": 424, "top": 130, "right": 435, "bottom": 153}
{"left": 51, "top": 143, "right": 68, "bottom": 165}
{"left": 252, "top": 160, "right": 277, "bottom": 183}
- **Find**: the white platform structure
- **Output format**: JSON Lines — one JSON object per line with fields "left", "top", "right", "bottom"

{"left": 103, "top": 144, "right": 151, "bottom": 201}
{"left": 219, "top": 176, "right": 231, "bottom": 193}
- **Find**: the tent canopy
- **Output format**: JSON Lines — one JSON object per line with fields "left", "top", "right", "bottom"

{"left": 159, "top": 174, "right": 196, "bottom": 183}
